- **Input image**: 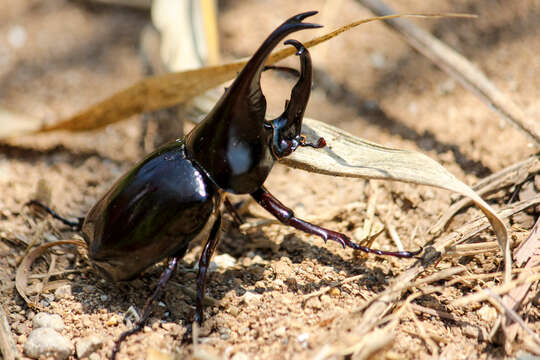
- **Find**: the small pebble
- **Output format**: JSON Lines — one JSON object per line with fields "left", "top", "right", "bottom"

{"left": 100, "top": 294, "right": 109, "bottom": 302}
{"left": 33, "top": 312, "right": 65, "bottom": 331}
{"left": 275, "top": 326, "right": 286, "bottom": 337}
{"left": 106, "top": 314, "right": 120, "bottom": 326}
{"left": 24, "top": 328, "right": 73, "bottom": 360}
{"left": 89, "top": 354, "right": 100, "bottom": 360}
{"left": 76, "top": 335, "right": 103, "bottom": 359}
{"left": 17, "top": 334, "right": 27, "bottom": 344}
{"left": 305, "top": 297, "right": 321, "bottom": 310}
{"left": 478, "top": 304, "right": 497, "bottom": 323}
{"left": 212, "top": 253, "right": 237, "bottom": 270}
{"left": 231, "top": 353, "right": 249, "bottom": 360}
{"left": 462, "top": 325, "right": 479, "bottom": 338}
{"left": 123, "top": 305, "right": 140, "bottom": 327}
{"left": 240, "top": 291, "right": 262, "bottom": 305}
{"left": 297, "top": 333, "right": 309, "bottom": 348}
{"left": 55, "top": 285, "right": 72, "bottom": 299}
{"left": 7, "top": 25, "right": 27, "bottom": 48}
{"left": 219, "top": 327, "right": 231, "bottom": 340}
{"left": 329, "top": 288, "right": 340, "bottom": 298}
{"left": 369, "top": 52, "right": 386, "bottom": 69}
{"left": 228, "top": 305, "right": 239, "bottom": 316}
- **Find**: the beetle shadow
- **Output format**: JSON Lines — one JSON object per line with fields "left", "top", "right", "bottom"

{"left": 312, "top": 68, "right": 493, "bottom": 178}
{"left": 65, "top": 224, "right": 409, "bottom": 331}
{"left": 0, "top": 142, "right": 123, "bottom": 167}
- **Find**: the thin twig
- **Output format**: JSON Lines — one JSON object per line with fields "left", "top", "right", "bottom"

{"left": 445, "top": 241, "right": 500, "bottom": 257}
{"left": 406, "top": 303, "right": 439, "bottom": 355}
{"left": 432, "top": 155, "right": 539, "bottom": 234}
{"left": 357, "top": 0, "right": 540, "bottom": 145}
{"left": 447, "top": 265, "right": 540, "bottom": 286}
{"left": 486, "top": 289, "right": 540, "bottom": 346}
{"left": 452, "top": 272, "right": 540, "bottom": 307}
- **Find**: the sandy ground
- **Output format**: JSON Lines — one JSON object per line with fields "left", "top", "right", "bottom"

{"left": 1, "top": 1, "right": 539, "bottom": 359}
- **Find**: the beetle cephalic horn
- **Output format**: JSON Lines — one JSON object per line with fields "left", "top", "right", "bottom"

{"left": 229, "top": 11, "right": 321, "bottom": 114}
{"left": 186, "top": 11, "right": 321, "bottom": 194}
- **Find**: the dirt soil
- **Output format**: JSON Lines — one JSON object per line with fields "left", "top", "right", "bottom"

{"left": 1, "top": 1, "right": 539, "bottom": 359}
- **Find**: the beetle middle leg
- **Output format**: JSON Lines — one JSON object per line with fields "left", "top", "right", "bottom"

{"left": 111, "top": 256, "right": 180, "bottom": 359}
{"left": 251, "top": 186, "right": 422, "bottom": 258}
{"left": 195, "top": 214, "right": 222, "bottom": 324}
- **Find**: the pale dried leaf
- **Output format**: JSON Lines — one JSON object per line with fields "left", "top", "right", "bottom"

{"left": 284, "top": 117, "right": 510, "bottom": 277}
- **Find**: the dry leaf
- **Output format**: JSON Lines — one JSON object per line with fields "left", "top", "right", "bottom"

{"left": 0, "top": 107, "right": 41, "bottom": 138}
{"left": 15, "top": 239, "right": 86, "bottom": 308}
{"left": 0, "top": 13, "right": 471, "bottom": 137}
{"left": 283, "top": 117, "right": 510, "bottom": 277}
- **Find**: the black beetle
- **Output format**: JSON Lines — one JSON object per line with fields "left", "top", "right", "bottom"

{"left": 28, "top": 11, "right": 421, "bottom": 358}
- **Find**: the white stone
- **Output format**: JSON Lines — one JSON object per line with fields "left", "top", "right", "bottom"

{"left": 24, "top": 328, "right": 73, "bottom": 360}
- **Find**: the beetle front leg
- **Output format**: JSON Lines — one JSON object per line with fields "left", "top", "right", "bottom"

{"left": 195, "top": 214, "right": 222, "bottom": 324}
{"left": 251, "top": 186, "right": 421, "bottom": 258}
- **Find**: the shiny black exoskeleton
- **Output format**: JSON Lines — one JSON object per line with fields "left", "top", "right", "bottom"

{"left": 28, "top": 11, "right": 421, "bottom": 359}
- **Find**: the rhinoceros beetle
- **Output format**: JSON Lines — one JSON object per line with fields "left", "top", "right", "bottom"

{"left": 28, "top": 11, "right": 421, "bottom": 358}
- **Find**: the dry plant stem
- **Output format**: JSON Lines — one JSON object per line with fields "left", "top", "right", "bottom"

{"left": 445, "top": 241, "right": 500, "bottom": 257}
{"left": 452, "top": 272, "right": 540, "bottom": 307}
{"left": 359, "top": 266, "right": 466, "bottom": 310}
{"left": 406, "top": 303, "right": 438, "bottom": 355}
{"left": 486, "top": 289, "right": 540, "bottom": 346}
{"left": 362, "top": 181, "right": 379, "bottom": 243}
{"left": 357, "top": 0, "right": 540, "bottom": 146}
{"left": 348, "top": 195, "right": 538, "bottom": 339}
{"left": 28, "top": 268, "right": 83, "bottom": 279}
{"left": 503, "top": 217, "right": 540, "bottom": 341}
{"left": 15, "top": 239, "right": 87, "bottom": 308}
{"left": 433, "top": 155, "right": 540, "bottom": 233}
{"left": 447, "top": 265, "right": 540, "bottom": 286}
{"left": 384, "top": 218, "right": 404, "bottom": 252}
{"left": 37, "top": 254, "right": 57, "bottom": 302}
{"left": 409, "top": 303, "right": 454, "bottom": 321}
{"left": 313, "top": 328, "right": 394, "bottom": 359}
{"left": 0, "top": 302, "right": 20, "bottom": 360}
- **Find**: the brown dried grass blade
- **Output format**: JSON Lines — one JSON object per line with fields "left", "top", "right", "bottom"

{"left": 0, "top": 13, "right": 472, "bottom": 136}
{"left": 15, "top": 239, "right": 87, "bottom": 309}
{"left": 284, "top": 117, "right": 510, "bottom": 279}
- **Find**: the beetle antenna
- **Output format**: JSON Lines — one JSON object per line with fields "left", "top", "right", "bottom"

{"left": 26, "top": 200, "right": 84, "bottom": 230}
